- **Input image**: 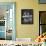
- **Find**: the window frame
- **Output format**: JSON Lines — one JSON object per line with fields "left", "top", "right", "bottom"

{"left": 39, "top": 11, "right": 46, "bottom": 35}
{"left": 39, "top": 0, "right": 46, "bottom": 4}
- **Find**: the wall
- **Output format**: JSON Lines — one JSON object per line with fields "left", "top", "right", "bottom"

{"left": 0, "top": 0, "right": 45, "bottom": 40}
{"left": 16, "top": 0, "right": 39, "bottom": 40}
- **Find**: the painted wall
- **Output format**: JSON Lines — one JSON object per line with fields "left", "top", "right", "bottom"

{"left": 0, "top": 0, "right": 45, "bottom": 40}
{"left": 16, "top": 0, "right": 39, "bottom": 40}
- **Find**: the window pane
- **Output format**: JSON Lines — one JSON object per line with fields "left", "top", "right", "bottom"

{"left": 40, "top": 25, "right": 46, "bottom": 34}
{"left": 40, "top": 11, "right": 46, "bottom": 24}
{"left": 39, "top": 0, "right": 46, "bottom": 4}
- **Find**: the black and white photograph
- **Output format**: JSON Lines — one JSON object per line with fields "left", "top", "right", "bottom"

{"left": 21, "top": 9, "right": 33, "bottom": 24}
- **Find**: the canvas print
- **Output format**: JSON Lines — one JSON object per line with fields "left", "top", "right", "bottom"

{"left": 21, "top": 9, "right": 33, "bottom": 24}
{"left": 0, "top": 2, "right": 16, "bottom": 40}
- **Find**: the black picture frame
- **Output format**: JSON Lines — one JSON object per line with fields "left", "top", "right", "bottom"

{"left": 39, "top": 0, "right": 46, "bottom": 4}
{"left": 21, "top": 9, "right": 33, "bottom": 24}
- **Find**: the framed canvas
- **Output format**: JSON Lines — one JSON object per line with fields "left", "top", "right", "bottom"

{"left": 39, "top": 0, "right": 46, "bottom": 4}
{"left": 21, "top": 9, "right": 33, "bottom": 24}
{"left": 0, "top": 2, "right": 16, "bottom": 40}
